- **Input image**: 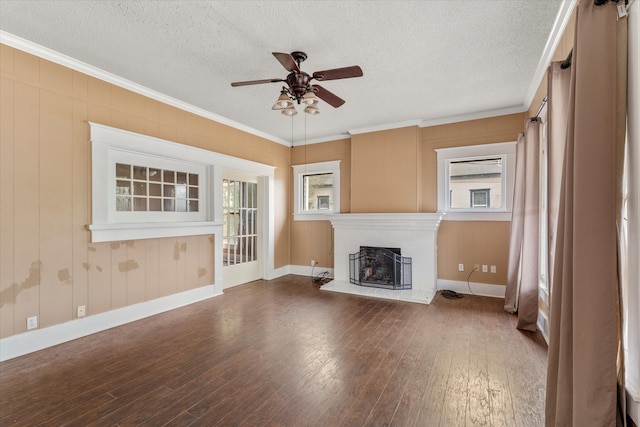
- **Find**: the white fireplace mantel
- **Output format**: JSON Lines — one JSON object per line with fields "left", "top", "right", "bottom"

{"left": 322, "top": 213, "right": 444, "bottom": 304}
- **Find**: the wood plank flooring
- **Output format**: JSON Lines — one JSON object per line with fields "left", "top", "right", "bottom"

{"left": 0, "top": 275, "right": 548, "bottom": 426}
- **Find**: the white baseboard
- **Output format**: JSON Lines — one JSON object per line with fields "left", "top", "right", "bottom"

{"left": 0, "top": 284, "right": 221, "bottom": 362}
{"left": 289, "top": 265, "right": 334, "bottom": 278}
{"left": 265, "top": 265, "right": 290, "bottom": 280}
{"left": 436, "top": 279, "right": 506, "bottom": 298}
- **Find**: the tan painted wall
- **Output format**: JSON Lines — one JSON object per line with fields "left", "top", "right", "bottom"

{"left": 290, "top": 138, "right": 350, "bottom": 268}
{"left": 351, "top": 127, "right": 421, "bottom": 213}
{"left": 422, "top": 113, "right": 526, "bottom": 286}
{"left": 0, "top": 45, "right": 290, "bottom": 339}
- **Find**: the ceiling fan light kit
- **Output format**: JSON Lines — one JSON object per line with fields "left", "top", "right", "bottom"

{"left": 231, "top": 51, "right": 363, "bottom": 116}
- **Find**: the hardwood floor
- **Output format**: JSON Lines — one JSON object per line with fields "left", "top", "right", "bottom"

{"left": 0, "top": 275, "right": 548, "bottom": 426}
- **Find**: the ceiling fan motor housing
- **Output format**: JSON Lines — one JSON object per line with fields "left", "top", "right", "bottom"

{"left": 286, "top": 72, "right": 313, "bottom": 103}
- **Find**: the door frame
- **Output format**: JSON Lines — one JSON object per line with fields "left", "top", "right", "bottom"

{"left": 212, "top": 160, "right": 275, "bottom": 291}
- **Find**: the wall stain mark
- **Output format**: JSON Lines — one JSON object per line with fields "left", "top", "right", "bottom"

{"left": 118, "top": 260, "right": 139, "bottom": 273}
{"left": 88, "top": 246, "right": 97, "bottom": 252}
{"left": 96, "top": 266, "right": 103, "bottom": 272}
{"left": 173, "top": 242, "right": 187, "bottom": 261}
{"left": 110, "top": 242, "right": 121, "bottom": 250}
{"left": 58, "top": 268, "right": 71, "bottom": 283}
{"left": 198, "top": 268, "right": 207, "bottom": 278}
{"left": 1, "top": 261, "right": 41, "bottom": 308}
{"left": 82, "top": 262, "right": 91, "bottom": 271}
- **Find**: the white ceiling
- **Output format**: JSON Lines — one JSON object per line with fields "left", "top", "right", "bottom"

{"left": 0, "top": 0, "right": 572, "bottom": 146}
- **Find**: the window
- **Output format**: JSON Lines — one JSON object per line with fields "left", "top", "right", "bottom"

{"left": 436, "top": 141, "right": 516, "bottom": 220}
{"left": 88, "top": 122, "right": 216, "bottom": 242}
{"left": 115, "top": 163, "right": 200, "bottom": 213}
{"left": 292, "top": 160, "right": 340, "bottom": 220}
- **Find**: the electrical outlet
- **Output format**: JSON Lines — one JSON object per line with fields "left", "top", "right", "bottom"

{"left": 482, "top": 265, "right": 488, "bottom": 273}
{"left": 474, "top": 264, "right": 479, "bottom": 271}
{"left": 77, "top": 305, "right": 86, "bottom": 318}
{"left": 458, "top": 263, "right": 464, "bottom": 272}
{"left": 26, "top": 316, "right": 38, "bottom": 330}
{"left": 490, "top": 265, "right": 497, "bottom": 274}
{"left": 311, "top": 260, "right": 317, "bottom": 267}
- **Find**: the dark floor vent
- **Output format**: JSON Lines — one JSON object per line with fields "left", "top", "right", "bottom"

{"left": 349, "top": 246, "right": 412, "bottom": 290}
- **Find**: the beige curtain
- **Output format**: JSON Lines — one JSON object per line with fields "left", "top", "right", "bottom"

{"left": 546, "top": 61, "right": 571, "bottom": 300}
{"left": 504, "top": 119, "right": 540, "bottom": 331}
{"left": 545, "top": 1, "right": 628, "bottom": 426}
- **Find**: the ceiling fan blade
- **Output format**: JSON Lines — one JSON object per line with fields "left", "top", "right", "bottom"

{"left": 231, "top": 78, "right": 284, "bottom": 87}
{"left": 312, "top": 65, "right": 363, "bottom": 81}
{"left": 312, "top": 84, "right": 345, "bottom": 108}
{"left": 272, "top": 52, "right": 300, "bottom": 73}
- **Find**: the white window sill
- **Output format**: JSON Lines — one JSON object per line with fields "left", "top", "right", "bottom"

{"left": 293, "top": 212, "right": 335, "bottom": 221}
{"left": 439, "top": 211, "right": 512, "bottom": 221}
{"left": 88, "top": 221, "right": 224, "bottom": 242}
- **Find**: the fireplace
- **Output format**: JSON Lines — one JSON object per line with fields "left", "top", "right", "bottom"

{"left": 350, "top": 246, "right": 411, "bottom": 290}
{"left": 322, "top": 213, "right": 443, "bottom": 304}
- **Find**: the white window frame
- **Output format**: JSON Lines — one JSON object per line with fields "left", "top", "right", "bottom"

{"left": 436, "top": 141, "right": 516, "bottom": 221}
{"left": 292, "top": 160, "right": 340, "bottom": 221}
{"left": 89, "top": 122, "right": 218, "bottom": 242}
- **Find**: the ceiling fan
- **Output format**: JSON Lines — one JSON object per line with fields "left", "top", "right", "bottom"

{"left": 230, "top": 51, "right": 363, "bottom": 115}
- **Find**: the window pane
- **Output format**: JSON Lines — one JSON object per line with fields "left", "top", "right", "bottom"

{"left": 176, "top": 172, "right": 188, "bottom": 184}
{"left": 116, "top": 180, "right": 131, "bottom": 195}
{"left": 189, "top": 173, "right": 198, "bottom": 186}
{"left": 149, "top": 183, "right": 162, "bottom": 197}
{"left": 116, "top": 163, "right": 131, "bottom": 179}
{"left": 133, "top": 166, "right": 147, "bottom": 180}
{"left": 188, "top": 186, "right": 198, "bottom": 199}
{"left": 449, "top": 158, "right": 502, "bottom": 209}
{"left": 149, "top": 198, "right": 162, "bottom": 211}
{"left": 133, "top": 182, "right": 147, "bottom": 196}
{"left": 189, "top": 200, "right": 199, "bottom": 212}
{"left": 176, "top": 199, "right": 187, "bottom": 212}
{"left": 303, "top": 173, "right": 333, "bottom": 211}
{"left": 163, "top": 170, "right": 175, "bottom": 183}
{"left": 164, "top": 184, "right": 175, "bottom": 197}
{"left": 163, "top": 199, "right": 174, "bottom": 212}
{"left": 133, "top": 197, "right": 147, "bottom": 211}
{"left": 176, "top": 184, "right": 187, "bottom": 198}
{"left": 116, "top": 196, "right": 131, "bottom": 211}
{"left": 149, "top": 168, "right": 161, "bottom": 182}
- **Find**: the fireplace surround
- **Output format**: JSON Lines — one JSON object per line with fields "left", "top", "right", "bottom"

{"left": 322, "top": 213, "right": 444, "bottom": 304}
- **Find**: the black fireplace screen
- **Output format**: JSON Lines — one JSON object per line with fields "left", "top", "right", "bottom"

{"left": 349, "top": 246, "right": 412, "bottom": 290}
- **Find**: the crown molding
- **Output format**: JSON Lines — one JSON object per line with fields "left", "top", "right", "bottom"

{"left": 523, "top": 0, "right": 578, "bottom": 110}
{"left": 0, "top": 31, "right": 291, "bottom": 147}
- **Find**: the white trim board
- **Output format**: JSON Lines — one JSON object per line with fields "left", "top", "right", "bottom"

{"left": 436, "top": 279, "right": 506, "bottom": 298}
{"left": 0, "top": 285, "right": 221, "bottom": 362}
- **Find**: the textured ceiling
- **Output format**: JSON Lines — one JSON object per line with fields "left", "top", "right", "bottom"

{"left": 0, "top": 0, "right": 570, "bottom": 146}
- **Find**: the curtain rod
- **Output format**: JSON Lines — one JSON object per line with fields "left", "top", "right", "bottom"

{"left": 532, "top": 96, "right": 548, "bottom": 121}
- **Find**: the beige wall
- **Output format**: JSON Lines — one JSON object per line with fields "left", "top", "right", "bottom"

{"left": 351, "top": 126, "right": 421, "bottom": 213}
{"left": 289, "top": 114, "right": 525, "bottom": 286}
{"left": 0, "top": 45, "right": 291, "bottom": 339}
{"left": 290, "top": 138, "right": 350, "bottom": 268}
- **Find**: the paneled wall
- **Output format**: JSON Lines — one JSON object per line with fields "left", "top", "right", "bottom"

{"left": 0, "top": 45, "right": 291, "bottom": 339}
{"left": 290, "top": 138, "right": 350, "bottom": 268}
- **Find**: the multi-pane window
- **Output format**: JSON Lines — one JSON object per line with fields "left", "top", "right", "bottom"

{"left": 115, "top": 163, "right": 199, "bottom": 213}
